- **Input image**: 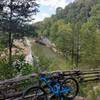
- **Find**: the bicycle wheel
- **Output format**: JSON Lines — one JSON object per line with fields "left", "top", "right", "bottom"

{"left": 63, "top": 77, "right": 79, "bottom": 99}
{"left": 22, "top": 86, "right": 47, "bottom": 100}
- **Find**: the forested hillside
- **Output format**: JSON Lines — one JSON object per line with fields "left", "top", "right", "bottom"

{"left": 35, "top": 0, "right": 100, "bottom": 69}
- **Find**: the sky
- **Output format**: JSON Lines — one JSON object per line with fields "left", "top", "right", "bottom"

{"left": 33, "top": 0, "right": 75, "bottom": 23}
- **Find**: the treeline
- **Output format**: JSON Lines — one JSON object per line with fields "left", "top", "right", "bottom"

{"left": 35, "top": 0, "right": 100, "bottom": 68}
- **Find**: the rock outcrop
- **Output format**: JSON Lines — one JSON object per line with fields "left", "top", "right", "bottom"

{"left": 74, "top": 96, "right": 85, "bottom": 100}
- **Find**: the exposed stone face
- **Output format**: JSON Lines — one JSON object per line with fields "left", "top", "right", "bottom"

{"left": 74, "top": 96, "right": 85, "bottom": 100}
{"left": 1, "top": 37, "right": 57, "bottom": 64}
{"left": 96, "top": 96, "right": 100, "bottom": 100}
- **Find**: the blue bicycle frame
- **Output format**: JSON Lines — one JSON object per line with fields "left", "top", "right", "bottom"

{"left": 40, "top": 74, "right": 72, "bottom": 97}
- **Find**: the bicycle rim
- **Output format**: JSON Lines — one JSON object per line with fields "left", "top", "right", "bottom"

{"left": 63, "top": 78, "right": 79, "bottom": 99}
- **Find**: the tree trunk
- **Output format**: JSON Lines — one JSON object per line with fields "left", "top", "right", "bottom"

{"left": 8, "top": 0, "right": 13, "bottom": 66}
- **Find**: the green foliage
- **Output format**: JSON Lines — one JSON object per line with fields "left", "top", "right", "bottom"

{"left": 20, "top": 63, "right": 35, "bottom": 75}
{"left": 0, "top": 60, "right": 13, "bottom": 80}
{"left": 0, "top": 53, "right": 36, "bottom": 80}
{"left": 80, "top": 3, "right": 100, "bottom": 67}
{"left": 79, "top": 83, "right": 100, "bottom": 100}
{"left": 50, "top": 21, "right": 73, "bottom": 64}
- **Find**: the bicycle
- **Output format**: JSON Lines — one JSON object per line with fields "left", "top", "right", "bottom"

{"left": 22, "top": 73, "right": 79, "bottom": 100}
{"left": 40, "top": 73, "right": 79, "bottom": 99}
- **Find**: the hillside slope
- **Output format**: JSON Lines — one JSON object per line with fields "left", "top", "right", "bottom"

{"left": 31, "top": 38, "right": 71, "bottom": 71}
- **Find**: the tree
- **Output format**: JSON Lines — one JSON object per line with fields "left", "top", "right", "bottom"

{"left": 0, "top": 0, "right": 39, "bottom": 66}
{"left": 50, "top": 20, "right": 73, "bottom": 62}
{"left": 56, "top": 7, "right": 64, "bottom": 19}
{"left": 80, "top": 3, "right": 100, "bottom": 67}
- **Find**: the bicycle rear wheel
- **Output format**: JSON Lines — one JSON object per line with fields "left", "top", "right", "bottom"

{"left": 63, "top": 78, "right": 79, "bottom": 99}
{"left": 22, "top": 86, "right": 47, "bottom": 100}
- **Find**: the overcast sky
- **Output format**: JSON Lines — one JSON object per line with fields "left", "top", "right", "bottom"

{"left": 33, "top": 0, "right": 75, "bottom": 22}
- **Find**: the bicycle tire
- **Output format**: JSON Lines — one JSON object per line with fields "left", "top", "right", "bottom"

{"left": 63, "top": 77, "right": 79, "bottom": 99}
{"left": 22, "top": 86, "right": 47, "bottom": 100}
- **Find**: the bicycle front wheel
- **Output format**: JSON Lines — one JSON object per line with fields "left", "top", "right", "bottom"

{"left": 22, "top": 86, "right": 47, "bottom": 100}
{"left": 63, "top": 77, "right": 79, "bottom": 99}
